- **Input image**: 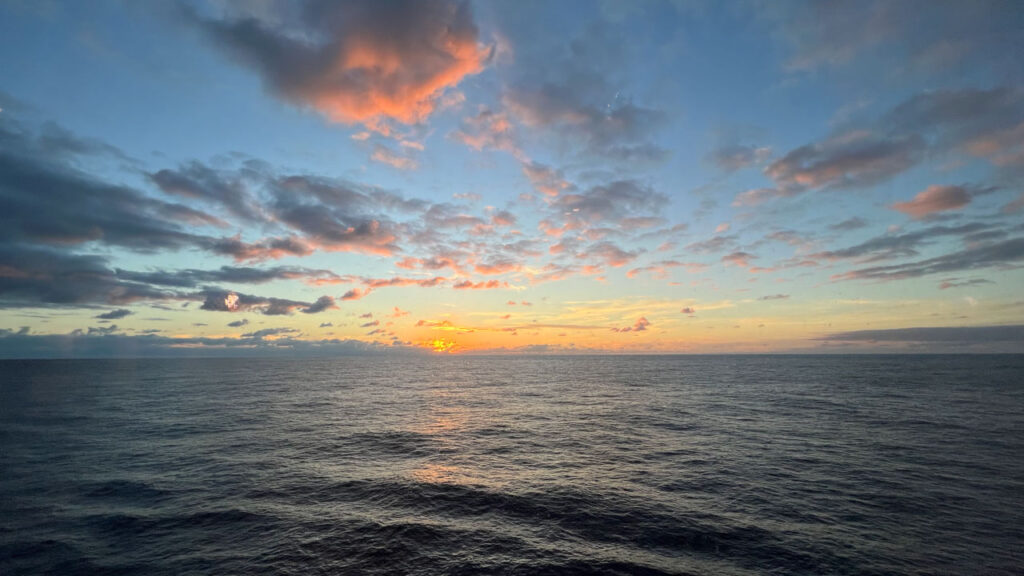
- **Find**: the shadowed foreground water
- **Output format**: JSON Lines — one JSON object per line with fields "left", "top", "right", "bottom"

{"left": 1, "top": 355, "right": 1022, "bottom": 575}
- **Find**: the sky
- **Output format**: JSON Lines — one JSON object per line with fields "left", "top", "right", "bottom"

{"left": 1, "top": 0, "right": 1023, "bottom": 357}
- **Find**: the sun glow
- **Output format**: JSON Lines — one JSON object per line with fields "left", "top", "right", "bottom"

{"left": 428, "top": 338, "right": 457, "bottom": 353}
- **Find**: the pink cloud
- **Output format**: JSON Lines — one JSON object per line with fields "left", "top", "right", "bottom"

{"left": 452, "top": 279, "right": 508, "bottom": 290}
{"left": 341, "top": 288, "right": 370, "bottom": 301}
{"left": 722, "top": 251, "right": 756, "bottom": 268}
{"left": 891, "top": 185, "right": 971, "bottom": 218}
{"left": 612, "top": 317, "right": 651, "bottom": 333}
{"left": 370, "top": 145, "right": 417, "bottom": 170}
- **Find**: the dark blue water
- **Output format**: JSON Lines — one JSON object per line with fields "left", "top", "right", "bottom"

{"left": 1, "top": 355, "right": 1022, "bottom": 575}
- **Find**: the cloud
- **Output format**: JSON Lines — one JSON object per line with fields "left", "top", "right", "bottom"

{"left": 722, "top": 251, "right": 756, "bottom": 268}
{"left": 833, "top": 236, "right": 1024, "bottom": 282}
{"left": 450, "top": 108, "right": 521, "bottom": 157}
{"left": 758, "top": 294, "right": 790, "bottom": 301}
{"left": 938, "top": 278, "right": 993, "bottom": 290}
{"left": 0, "top": 330, "right": 413, "bottom": 358}
{"left": 490, "top": 210, "right": 517, "bottom": 227}
{"left": 0, "top": 121, "right": 218, "bottom": 252}
{"left": 829, "top": 217, "right": 868, "bottom": 231}
{"left": 761, "top": 87, "right": 1023, "bottom": 202}
{"left": 190, "top": 0, "right": 491, "bottom": 133}
{"left": 341, "top": 288, "right": 370, "bottom": 301}
{"left": 577, "top": 242, "right": 640, "bottom": 268}
{"left": 612, "top": 317, "right": 651, "bottom": 333}
{"left": 197, "top": 290, "right": 333, "bottom": 315}
{"left": 766, "top": 131, "right": 924, "bottom": 193}
{"left": 360, "top": 320, "right": 380, "bottom": 328}
{"left": 452, "top": 279, "right": 508, "bottom": 290}
{"left": 242, "top": 327, "right": 301, "bottom": 339}
{"left": 820, "top": 325, "right": 1024, "bottom": 344}
{"left": 626, "top": 260, "right": 684, "bottom": 279}
{"left": 1004, "top": 192, "right": 1024, "bottom": 214}
{"left": 680, "top": 307, "right": 696, "bottom": 315}
{"left": 708, "top": 144, "right": 772, "bottom": 172}
{"left": 686, "top": 234, "right": 738, "bottom": 255}
{"left": 96, "top": 308, "right": 133, "bottom": 320}
{"left": 500, "top": 24, "right": 667, "bottom": 162}
{"left": 228, "top": 319, "right": 249, "bottom": 327}
{"left": 370, "top": 144, "right": 417, "bottom": 170}
{"left": 522, "top": 162, "right": 572, "bottom": 197}
{"left": 813, "top": 223, "right": 992, "bottom": 262}
{"left": 150, "top": 162, "right": 264, "bottom": 222}
{"left": 115, "top": 265, "right": 342, "bottom": 288}
{"left": 551, "top": 179, "right": 667, "bottom": 229}
{"left": 202, "top": 235, "right": 315, "bottom": 262}
{"left": 891, "top": 185, "right": 973, "bottom": 219}
{"left": 732, "top": 187, "right": 796, "bottom": 207}
{"left": 302, "top": 295, "right": 337, "bottom": 314}
{"left": 473, "top": 258, "right": 520, "bottom": 275}
{"left": 319, "top": 322, "right": 333, "bottom": 327}
{"left": 0, "top": 245, "right": 177, "bottom": 307}
{"left": 769, "top": 1, "right": 1023, "bottom": 75}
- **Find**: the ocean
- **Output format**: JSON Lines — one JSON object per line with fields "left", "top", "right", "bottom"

{"left": 1, "top": 355, "right": 1022, "bottom": 575}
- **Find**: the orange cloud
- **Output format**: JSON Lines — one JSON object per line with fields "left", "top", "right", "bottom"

{"left": 197, "top": 0, "right": 491, "bottom": 133}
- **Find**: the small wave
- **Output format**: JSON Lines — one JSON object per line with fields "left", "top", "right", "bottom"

{"left": 84, "top": 480, "right": 170, "bottom": 501}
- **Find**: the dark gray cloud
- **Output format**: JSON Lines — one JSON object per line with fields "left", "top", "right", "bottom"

{"left": 115, "top": 265, "right": 341, "bottom": 288}
{"left": 302, "top": 295, "right": 337, "bottom": 314}
{"left": 765, "top": 133, "right": 924, "bottom": 193}
{"left": 549, "top": 179, "right": 668, "bottom": 229}
{"left": 820, "top": 325, "right": 1024, "bottom": 343}
{"left": 758, "top": 294, "right": 790, "bottom": 301}
{"left": 0, "top": 123, "right": 211, "bottom": 251}
{"left": 96, "top": 309, "right": 133, "bottom": 320}
{"left": 813, "top": 223, "right": 993, "bottom": 262}
{"left": 197, "top": 290, "right": 333, "bottom": 316}
{"left": 266, "top": 175, "right": 400, "bottom": 255}
{"left": 834, "top": 237, "right": 1024, "bottom": 282}
{"left": 884, "top": 87, "right": 1024, "bottom": 147}
{"left": 150, "top": 161, "right": 265, "bottom": 222}
{"left": 0, "top": 244, "right": 178, "bottom": 307}
{"left": 243, "top": 327, "right": 300, "bottom": 339}
{"left": 0, "top": 330, "right": 415, "bottom": 358}
{"left": 763, "top": 87, "right": 1024, "bottom": 199}
{"left": 227, "top": 319, "right": 249, "bottom": 327}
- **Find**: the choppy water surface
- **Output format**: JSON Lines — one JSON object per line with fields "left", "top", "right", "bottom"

{"left": 2, "top": 355, "right": 1022, "bottom": 575}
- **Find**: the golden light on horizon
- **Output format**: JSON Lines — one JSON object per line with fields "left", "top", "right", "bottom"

{"left": 428, "top": 338, "right": 457, "bottom": 353}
